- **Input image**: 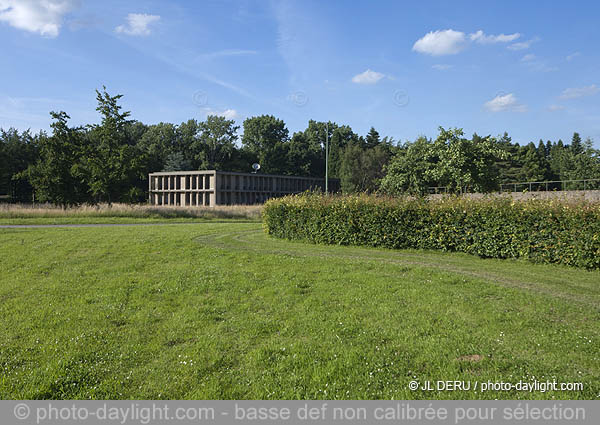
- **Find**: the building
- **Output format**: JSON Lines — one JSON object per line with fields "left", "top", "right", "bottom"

{"left": 148, "top": 170, "right": 339, "bottom": 207}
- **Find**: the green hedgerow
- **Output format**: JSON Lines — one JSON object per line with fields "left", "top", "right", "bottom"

{"left": 263, "top": 193, "right": 600, "bottom": 269}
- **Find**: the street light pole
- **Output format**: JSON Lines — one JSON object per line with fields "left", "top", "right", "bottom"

{"left": 325, "top": 122, "right": 329, "bottom": 193}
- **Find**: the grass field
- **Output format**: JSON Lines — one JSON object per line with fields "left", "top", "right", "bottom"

{"left": 1, "top": 221, "right": 599, "bottom": 399}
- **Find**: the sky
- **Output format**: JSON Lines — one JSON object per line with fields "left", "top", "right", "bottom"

{"left": 1, "top": 0, "right": 599, "bottom": 146}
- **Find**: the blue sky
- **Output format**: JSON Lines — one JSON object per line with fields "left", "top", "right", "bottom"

{"left": 1, "top": 0, "right": 599, "bottom": 146}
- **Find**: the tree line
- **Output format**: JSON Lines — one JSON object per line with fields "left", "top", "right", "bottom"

{"left": 1, "top": 88, "right": 599, "bottom": 205}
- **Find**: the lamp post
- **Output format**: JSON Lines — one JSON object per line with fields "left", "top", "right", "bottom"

{"left": 325, "top": 122, "right": 329, "bottom": 193}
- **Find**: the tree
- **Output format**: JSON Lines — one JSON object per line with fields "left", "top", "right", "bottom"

{"left": 562, "top": 137, "right": 600, "bottom": 187}
{"left": 86, "top": 86, "right": 141, "bottom": 203}
{"left": 339, "top": 142, "right": 364, "bottom": 192}
{"left": 518, "top": 142, "right": 549, "bottom": 183}
{"left": 286, "top": 131, "right": 321, "bottom": 177}
{"left": 242, "top": 115, "right": 289, "bottom": 173}
{"left": 339, "top": 138, "right": 393, "bottom": 193}
{"left": 24, "top": 112, "right": 88, "bottom": 206}
{"left": 379, "top": 136, "right": 434, "bottom": 196}
{"left": 286, "top": 120, "right": 332, "bottom": 178}
{"left": 162, "top": 151, "right": 192, "bottom": 172}
{"left": 136, "top": 122, "right": 178, "bottom": 172}
{"left": 194, "top": 115, "right": 239, "bottom": 170}
{"left": 571, "top": 132, "right": 583, "bottom": 155}
{"left": 329, "top": 125, "right": 360, "bottom": 178}
{"left": 548, "top": 140, "right": 567, "bottom": 181}
{"left": 364, "top": 127, "right": 380, "bottom": 149}
{"left": 495, "top": 132, "right": 521, "bottom": 184}
{"left": 428, "top": 127, "right": 504, "bottom": 193}
{"left": 0, "top": 128, "right": 40, "bottom": 201}
{"left": 175, "top": 119, "right": 202, "bottom": 169}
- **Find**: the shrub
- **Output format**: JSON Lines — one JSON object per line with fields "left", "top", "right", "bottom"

{"left": 263, "top": 193, "right": 600, "bottom": 269}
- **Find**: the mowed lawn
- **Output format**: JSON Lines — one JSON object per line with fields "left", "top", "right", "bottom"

{"left": 0, "top": 221, "right": 599, "bottom": 399}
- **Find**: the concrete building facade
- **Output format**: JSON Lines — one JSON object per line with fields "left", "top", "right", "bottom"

{"left": 148, "top": 170, "right": 339, "bottom": 206}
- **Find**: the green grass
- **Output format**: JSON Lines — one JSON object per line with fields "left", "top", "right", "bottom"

{"left": 0, "top": 221, "right": 599, "bottom": 399}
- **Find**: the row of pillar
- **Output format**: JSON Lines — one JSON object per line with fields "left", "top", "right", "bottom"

{"left": 153, "top": 191, "right": 213, "bottom": 206}
{"left": 151, "top": 174, "right": 213, "bottom": 191}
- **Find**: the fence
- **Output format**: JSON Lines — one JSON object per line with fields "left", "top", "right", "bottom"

{"left": 428, "top": 178, "right": 600, "bottom": 194}
{"left": 499, "top": 178, "right": 600, "bottom": 192}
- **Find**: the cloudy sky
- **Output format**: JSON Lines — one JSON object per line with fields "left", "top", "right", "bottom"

{"left": 1, "top": 0, "right": 599, "bottom": 145}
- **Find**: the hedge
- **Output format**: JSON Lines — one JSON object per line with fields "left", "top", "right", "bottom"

{"left": 262, "top": 193, "right": 600, "bottom": 269}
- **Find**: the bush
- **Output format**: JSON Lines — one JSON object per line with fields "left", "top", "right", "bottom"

{"left": 263, "top": 193, "right": 600, "bottom": 269}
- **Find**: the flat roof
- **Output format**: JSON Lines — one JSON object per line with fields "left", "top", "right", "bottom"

{"left": 149, "top": 170, "right": 338, "bottom": 180}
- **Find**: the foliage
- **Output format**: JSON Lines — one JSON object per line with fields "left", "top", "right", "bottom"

{"left": 3, "top": 87, "right": 600, "bottom": 205}
{"left": 263, "top": 193, "right": 600, "bottom": 269}
{"left": 379, "top": 136, "right": 434, "bottom": 196}
{"left": 195, "top": 115, "right": 239, "bottom": 170}
{"left": 162, "top": 152, "right": 192, "bottom": 172}
{"left": 339, "top": 143, "right": 391, "bottom": 193}
{"left": 242, "top": 115, "right": 289, "bottom": 174}
{"left": 0, "top": 128, "right": 40, "bottom": 201}
{"left": 286, "top": 131, "right": 322, "bottom": 177}
{"left": 22, "top": 112, "right": 88, "bottom": 206}
{"left": 86, "top": 87, "right": 140, "bottom": 203}
{"left": 380, "top": 127, "right": 505, "bottom": 195}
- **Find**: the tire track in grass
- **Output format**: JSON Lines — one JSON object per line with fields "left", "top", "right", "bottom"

{"left": 194, "top": 228, "right": 600, "bottom": 309}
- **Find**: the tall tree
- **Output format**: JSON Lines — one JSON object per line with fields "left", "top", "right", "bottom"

{"left": 571, "top": 132, "right": 583, "bottom": 155}
{"left": 329, "top": 125, "right": 359, "bottom": 178}
{"left": 24, "top": 112, "right": 88, "bottom": 206}
{"left": 137, "top": 122, "right": 179, "bottom": 172}
{"left": 364, "top": 127, "right": 380, "bottom": 149}
{"left": 495, "top": 132, "right": 521, "bottom": 184}
{"left": 194, "top": 115, "right": 239, "bottom": 170}
{"left": 518, "top": 142, "right": 549, "bottom": 183}
{"left": 86, "top": 86, "right": 141, "bottom": 203}
{"left": 286, "top": 131, "right": 322, "bottom": 177}
{"left": 339, "top": 142, "right": 392, "bottom": 193}
{"left": 242, "top": 115, "right": 289, "bottom": 173}
{"left": 0, "top": 128, "right": 40, "bottom": 201}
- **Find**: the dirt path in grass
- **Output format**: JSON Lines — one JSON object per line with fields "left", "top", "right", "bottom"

{"left": 195, "top": 228, "right": 600, "bottom": 309}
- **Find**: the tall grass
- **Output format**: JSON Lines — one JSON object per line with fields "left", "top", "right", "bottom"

{"left": 0, "top": 203, "right": 262, "bottom": 220}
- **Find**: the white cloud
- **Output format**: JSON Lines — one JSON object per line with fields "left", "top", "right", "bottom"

{"left": 566, "top": 52, "right": 581, "bottom": 61}
{"left": 507, "top": 37, "right": 539, "bottom": 51}
{"left": 469, "top": 30, "right": 520, "bottom": 44}
{"left": 0, "top": 0, "right": 78, "bottom": 37}
{"left": 521, "top": 54, "right": 536, "bottom": 62}
{"left": 559, "top": 84, "right": 599, "bottom": 100}
{"left": 413, "top": 29, "right": 522, "bottom": 56}
{"left": 432, "top": 64, "right": 453, "bottom": 70}
{"left": 547, "top": 104, "right": 565, "bottom": 111}
{"left": 484, "top": 93, "right": 527, "bottom": 112}
{"left": 351, "top": 69, "right": 385, "bottom": 84}
{"left": 412, "top": 29, "right": 467, "bottom": 56}
{"left": 205, "top": 108, "right": 239, "bottom": 120}
{"left": 115, "top": 13, "right": 160, "bottom": 36}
